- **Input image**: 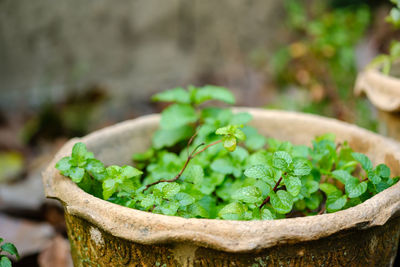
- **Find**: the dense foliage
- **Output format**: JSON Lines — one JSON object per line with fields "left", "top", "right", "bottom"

{"left": 269, "top": 0, "right": 377, "bottom": 130}
{"left": 0, "top": 238, "right": 19, "bottom": 267}
{"left": 56, "top": 86, "right": 399, "bottom": 220}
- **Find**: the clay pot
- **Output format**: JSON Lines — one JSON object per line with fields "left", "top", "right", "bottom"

{"left": 355, "top": 69, "right": 400, "bottom": 141}
{"left": 43, "top": 109, "right": 400, "bottom": 266}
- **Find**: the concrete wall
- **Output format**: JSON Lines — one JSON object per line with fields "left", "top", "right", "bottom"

{"left": 0, "top": 0, "right": 284, "bottom": 113}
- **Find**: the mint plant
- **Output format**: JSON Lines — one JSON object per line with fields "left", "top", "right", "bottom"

{"left": 0, "top": 238, "right": 19, "bottom": 267}
{"left": 56, "top": 86, "right": 399, "bottom": 220}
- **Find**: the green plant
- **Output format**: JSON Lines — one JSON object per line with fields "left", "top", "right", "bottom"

{"left": 56, "top": 86, "right": 399, "bottom": 220}
{"left": 0, "top": 238, "right": 19, "bottom": 267}
{"left": 269, "top": 0, "right": 377, "bottom": 131}
{"left": 368, "top": 0, "right": 400, "bottom": 75}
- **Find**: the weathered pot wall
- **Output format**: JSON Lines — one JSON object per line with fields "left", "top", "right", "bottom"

{"left": 43, "top": 109, "right": 400, "bottom": 266}
{"left": 355, "top": 70, "right": 400, "bottom": 141}
{"left": 65, "top": 212, "right": 400, "bottom": 266}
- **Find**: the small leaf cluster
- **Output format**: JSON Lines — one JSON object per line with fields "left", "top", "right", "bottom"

{"left": 219, "top": 149, "right": 312, "bottom": 220}
{"left": 151, "top": 85, "right": 235, "bottom": 149}
{"left": 56, "top": 143, "right": 143, "bottom": 200}
{"left": 0, "top": 238, "right": 19, "bottom": 267}
{"left": 56, "top": 86, "right": 399, "bottom": 220}
{"left": 215, "top": 125, "right": 246, "bottom": 151}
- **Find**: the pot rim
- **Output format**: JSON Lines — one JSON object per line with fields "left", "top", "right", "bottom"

{"left": 355, "top": 69, "right": 400, "bottom": 112}
{"left": 43, "top": 108, "right": 400, "bottom": 253}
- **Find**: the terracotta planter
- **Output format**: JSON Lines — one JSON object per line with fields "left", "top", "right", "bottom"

{"left": 355, "top": 69, "right": 400, "bottom": 141}
{"left": 43, "top": 108, "right": 400, "bottom": 266}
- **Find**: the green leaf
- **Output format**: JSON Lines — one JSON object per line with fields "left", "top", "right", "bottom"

{"left": 273, "top": 151, "right": 292, "bottom": 170}
{"left": 218, "top": 202, "right": 244, "bottom": 220}
{"left": 315, "top": 133, "right": 336, "bottom": 142}
{"left": 102, "top": 179, "right": 117, "bottom": 200}
{"left": 193, "top": 86, "right": 235, "bottom": 105}
{"left": 85, "top": 159, "right": 106, "bottom": 181}
{"left": 121, "top": 165, "right": 143, "bottom": 179}
{"left": 253, "top": 180, "right": 271, "bottom": 198}
{"left": 292, "top": 159, "right": 311, "bottom": 176}
{"left": 211, "top": 158, "right": 234, "bottom": 175}
{"left": 244, "top": 165, "right": 275, "bottom": 186}
{"left": 295, "top": 199, "right": 307, "bottom": 210}
{"left": 159, "top": 202, "right": 179, "bottom": 216}
{"left": 367, "top": 170, "right": 381, "bottom": 185}
{"left": 120, "top": 179, "right": 136, "bottom": 193}
{"left": 269, "top": 190, "right": 294, "bottom": 214}
{"left": 174, "top": 192, "right": 195, "bottom": 206}
{"left": 261, "top": 207, "right": 275, "bottom": 220}
{"left": 231, "top": 147, "right": 249, "bottom": 162}
{"left": 351, "top": 152, "right": 373, "bottom": 171}
{"left": 284, "top": 176, "right": 302, "bottom": 197}
{"left": 106, "top": 165, "right": 121, "bottom": 177}
{"left": 376, "top": 181, "right": 390, "bottom": 193}
{"left": 0, "top": 257, "right": 12, "bottom": 267}
{"left": 85, "top": 159, "right": 104, "bottom": 173}
{"left": 223, "top": 136, "right": 237, "bottom": 152}
{"left": 140, "top": 195, "right": 155, "bottom": 210}
{"left": 332, "top": 170, "right": 352, "bottom": 184}
{"left": 319, "top": 183, "right": 340, "bottom": 195}
{"left": 69, "top": 167, "right": 85, "bottom": 183}
{"left": 162, "top": 183, "right": 180, "bottom": 199}
{"left": 234, "top": 128, "right": 246, "bottom": 141}
{"left": 232, "top": 186, "right": 263, "bottom": 203}
{"left": 132, "top": 149, "right": 154, "bottom": 162}
{"left": 152, "top": 125, "right": 193, "bottom": 149}
{"left": 243, "top": 127, "right": 267, "bottom": 151}
{"left": 183, "top": 164, "right": 204, "bottom": 185}
{"left": 326, "top": 192, "right": 347, "bottom": 213}
{"left": 188, "top": 202, "right": 209, "bottom": 218}
{"left": 71, "top": 142, "right": 93, "bottom": 166}
{"left": 345, "top": 177, "right": 368, "bottom": 198}
{"left": 305, "top": 193, "right": 321, "bottom": 210}
{"left": 305, "top": 179, "right": 319, "bottom": 195}
{"left": 376, "top": 164, "right": 390, "bottom": 178}
{"left": 152, "top": 182, "right": 167, "bottom": 197}
{"left": 216, "top": 125, "right": 242, "bottom": 137}
{"left": 245, "top": 151, "right": 270, "bottom": 166}
{"left": 160, "top": 104, "right": 197, "bottom": 130}
{"left": 55, "top": 157, "right": 72, "bottom": 172}
{"left": 1, "top": 242, "right": 19, "bottom": 259}
{"left": 151, "top": 87, "right": 191, "bottom": 104}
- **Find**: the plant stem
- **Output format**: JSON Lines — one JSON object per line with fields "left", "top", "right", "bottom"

{"left": 259, "top": 176, "right": 283, "bottom": 209}
{"left": 318, "top": 206, "right": 326, "bottom": 215}
{"left": 143, "top": 138, "right": 222, "bottom": 192}
{"left": 191, "top": 140, "right": 222, "bottom": 158}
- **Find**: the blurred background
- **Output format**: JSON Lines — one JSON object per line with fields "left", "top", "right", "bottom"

{"left": 0, "top": 0, "right": 399, "bottom": 266}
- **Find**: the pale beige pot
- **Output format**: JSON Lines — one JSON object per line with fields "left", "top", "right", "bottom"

{"left": 43, "top": 108, "right": 400, "bottom": 267}
{"left": 355, "top": 69, "right": 400, "bottom": 141}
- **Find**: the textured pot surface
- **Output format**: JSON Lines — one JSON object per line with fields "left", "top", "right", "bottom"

{"left": 355, "top": 69, "right": 400, "bottom": 141}
{"left": 43, "top": 109, "right": 400, "bottom": 266}
{"left": 355, "top": 69, "right": 400, "bottom": 112}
